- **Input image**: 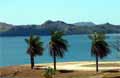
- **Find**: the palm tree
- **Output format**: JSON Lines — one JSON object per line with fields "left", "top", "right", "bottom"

{"left": 25, "top": 35, "right": 44, "bottom": 69}
{"left": 89, "top": 32, "right": 110, "bottom": 72}
{"left": 49, "top": 31, "right": 68, "bottom": 71}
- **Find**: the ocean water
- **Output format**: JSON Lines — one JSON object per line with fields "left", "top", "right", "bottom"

{"left": 0, "top": 34, "right": 120, "bottom": 66}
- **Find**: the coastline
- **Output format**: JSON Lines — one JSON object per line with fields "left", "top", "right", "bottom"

{"left": 25, "top": 61, "right": 120, "bottom": 71}
{"left": 1, "top": 61, "right": 120, "bottom": 78}
{"left": 1, "top": 61, "right": 120, "bottom": 70}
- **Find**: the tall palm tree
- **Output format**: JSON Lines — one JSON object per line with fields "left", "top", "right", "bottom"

{"left": 49, "top": 31, "right": 68, "bottom": 71}
{"left": 25, "top": 35, "right": 44, "bottom": 69}
{"left": 89, "top": 32, "right": 110, "bottom": 72}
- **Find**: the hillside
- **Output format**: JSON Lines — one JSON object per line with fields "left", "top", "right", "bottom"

{"left": 0, "top": 22, "right": 13, "bottom": 32}
{"left": 0, "top": 21, "right": 120, "bottom": 36}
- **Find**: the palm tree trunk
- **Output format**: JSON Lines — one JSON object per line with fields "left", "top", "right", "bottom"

{"left": 53, "top": 52, "right": 56, "bottom": 71}
{"left": 96, "top": 54, "right": 99, "bottom": 72}
{"left": 30, "top": 55, "right": 34, "bottom": 69}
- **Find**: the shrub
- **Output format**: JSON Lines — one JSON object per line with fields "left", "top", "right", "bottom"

{"left": 44, "top": 67, "right": 55, "bottom": 78}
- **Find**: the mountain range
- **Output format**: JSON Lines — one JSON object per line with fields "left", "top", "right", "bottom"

{"left": 73, "top": 22, "right": 96, "bottom": 26}
{"left": 0, "top": 20, "right": 120, "bottom": 36}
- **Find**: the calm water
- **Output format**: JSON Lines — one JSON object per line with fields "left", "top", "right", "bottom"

{"left": 0, "top": 34, "right": 120, "bottom": 66}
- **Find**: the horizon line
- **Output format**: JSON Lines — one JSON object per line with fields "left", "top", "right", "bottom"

{"left": 0, "top": 20, "right": 119, "bottom": 26}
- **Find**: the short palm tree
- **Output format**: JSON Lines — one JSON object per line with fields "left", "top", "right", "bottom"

{"left": 49, "top": 31, "right": 68, "bottom": 71}
{"left": 25, "top": 35, "right": 44, "bottom": 69}
{"left": 89, "top": 32, "right": 110, "bottom": 72}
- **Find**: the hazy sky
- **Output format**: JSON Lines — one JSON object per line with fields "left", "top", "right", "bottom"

{"left": 0, "top": 0, "right": 120, "bottom": 25}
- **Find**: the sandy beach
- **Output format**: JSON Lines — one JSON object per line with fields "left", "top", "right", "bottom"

{"left": 33, "top": 61, "right": 120, "bottom": 71}
{"left": 1, "top": 61, "right": 120, "bottom": 78}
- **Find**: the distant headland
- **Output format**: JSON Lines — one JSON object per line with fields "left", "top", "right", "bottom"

{"left": 0, "top": 20, "right": 120, "bottom": 36}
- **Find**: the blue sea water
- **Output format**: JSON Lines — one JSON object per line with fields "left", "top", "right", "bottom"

{"left": 0, "top": 34, "right": 120, "bottom": 66}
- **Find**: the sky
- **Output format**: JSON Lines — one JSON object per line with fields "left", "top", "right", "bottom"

{"left": 0, "top": 0, "right": 120, "bottom": 25}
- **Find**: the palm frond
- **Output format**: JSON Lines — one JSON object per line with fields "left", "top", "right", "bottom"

{"left": 25, "top": 35, "right": 44, "bottom": 57}
{"left": 25, "top": 38, "right": 29, "bottom": 44}
{"left": 49, "top": 31, "right": 68, "bottom": 58}
{"left": 90, "top": 32, "right": 110, "bottom": 59}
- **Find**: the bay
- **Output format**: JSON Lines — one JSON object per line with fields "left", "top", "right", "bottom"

{"left": 0, "top": 34, "right": 120, "bottom": 66}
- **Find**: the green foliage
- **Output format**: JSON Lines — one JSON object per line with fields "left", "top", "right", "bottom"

{"left": 89, "top": 32, "right": 106, "bottom": 43}
{"left": 25, "top": 35, "right": 44, "bottom": 69}
{"left": 25, "top": 35, "right": 44, "bottom": 56}
{"left": 49, "top": 31, "right": 69, "bottom": 58}
{"left": 89, "top": 32, "right": 110, "bottom": 59}
{"left": 49, "top": 31, "right": 69, "bottom": 71}
{"left": 44, "top": 67, "right": 55, "bottom": 78}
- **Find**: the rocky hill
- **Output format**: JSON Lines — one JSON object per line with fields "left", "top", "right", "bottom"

{"left": 0, "top": 20, "right": 120, "bottom": 36}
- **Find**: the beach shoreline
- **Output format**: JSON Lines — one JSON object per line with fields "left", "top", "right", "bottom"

{"left": 1, "top": 61, "right": 120, "bottom": 78}
{"left": 1, "top": 61, "right": 120, "bottom": 70}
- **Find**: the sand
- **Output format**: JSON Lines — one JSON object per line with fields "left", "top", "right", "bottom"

{"left": 0, "top": 61, "right": 120, "bottom": 78}
{"left": 32, "top": 61, "right": 120, "bottom": 71}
